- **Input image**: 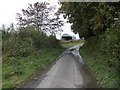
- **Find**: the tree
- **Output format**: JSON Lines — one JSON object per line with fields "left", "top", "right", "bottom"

{"left": 59, "top": 2, "right": 120, "bottom": 39}
{"left": 16, "top": 2, "right": 64, "bottom": 35}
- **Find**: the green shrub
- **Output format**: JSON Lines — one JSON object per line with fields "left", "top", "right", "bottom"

{"left": 46, "top": 35, "right": 61, "bottom": 48}
{"left": 100, "top": 27, "right": 120, "bottom": 69}
{"left": 80, "top": 27, "right": 120, "bottom": 88}
{"left": 2, "top": 26, "right": 64, "bottom": 88}
{"left": 84, "top": 27, "right": 120, "bottom": 70}
{"left": 18, "top": 27, "right": 61, "bottom": 49}
{"left": 2, "top": 26, "right": 62, "bottom": 63}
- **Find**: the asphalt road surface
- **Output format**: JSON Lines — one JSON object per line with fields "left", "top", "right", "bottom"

{"left": 23, "top": 45, "right": 97, "bottom": 88}
{"left": 36, "top": 54, "right": 97, "bottom": 88}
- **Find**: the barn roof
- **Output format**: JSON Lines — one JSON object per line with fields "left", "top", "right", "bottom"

{"left": 62, "top": 33, "right": 76, "bottom": 38}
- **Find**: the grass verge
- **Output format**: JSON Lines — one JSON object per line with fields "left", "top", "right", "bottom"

{"left": 61, "top": 39, "right": 85, "bottom": 48}
{"left": 2, "top": 48, "right": 65, "bottom": 88}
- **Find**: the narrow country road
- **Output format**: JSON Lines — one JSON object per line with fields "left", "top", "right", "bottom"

{"left": 23, "top": 44, "right": 97, "bottom": 88}
{"left": 37, "top": 54, "right": 96, "bottom": 88}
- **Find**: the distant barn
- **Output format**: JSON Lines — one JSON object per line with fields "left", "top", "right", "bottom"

{"left": 61, "top": 33, "right": 76, "bottom": 40}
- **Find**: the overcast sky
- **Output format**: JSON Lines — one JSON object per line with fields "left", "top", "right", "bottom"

{"left": 0, "top": 0, "right": 79, "bottom": 39}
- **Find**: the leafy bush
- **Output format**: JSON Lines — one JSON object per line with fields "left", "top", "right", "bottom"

{"left": 100, "top": 27, "right": 120, "bottom": 69}
{"left": 2, "top": 26, "right": 62, "bottom": 63}
{"left": 18, "top": 27, "right": 61, "bottom": 49}
{"left": 2, "top": 26, "right": 64, "bottom": 88}
{"left": 46, "top": 35, "right": 61, "bottom": 48}
{"left": 3, "top": 34, "right": 35, "bottom": 59}
{"left": 80, "top": 27, "right": 120, "bottom": 88}
{"left": 84, "top": 27, "right": 120, "bottom": 70}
